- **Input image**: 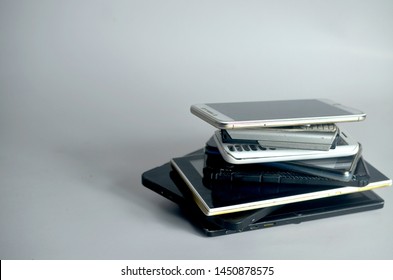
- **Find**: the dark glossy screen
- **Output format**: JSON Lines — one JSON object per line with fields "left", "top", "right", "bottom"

{"left": 207, "top": 99, "right": 354, "bottom": 121}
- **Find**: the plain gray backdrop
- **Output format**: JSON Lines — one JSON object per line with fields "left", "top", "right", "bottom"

{"left": 1, "top": 0, "right": 392, "bottom": 259}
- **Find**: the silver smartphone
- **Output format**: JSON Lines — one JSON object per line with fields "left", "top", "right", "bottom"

{"left": 213, "top": 129, "right": 359, "bottom": 164}
{"left": 205, "top": 135, "right": 364, "bottom": 183}
{"left": 191, "top": 99, "right": 366, "bottom": 129}
{"left": 221, "top": 124, "right": 339, "bottom": 151}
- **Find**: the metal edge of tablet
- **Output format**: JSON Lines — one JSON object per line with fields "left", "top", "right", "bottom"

{"left": 171, "top": 147, "right": 390, "bottom": 217}
{"left": 170, "top": 158, "right": 212, "bottom": 216}
{"left": 205, "top": 179, "right": 392, "bottom": 216}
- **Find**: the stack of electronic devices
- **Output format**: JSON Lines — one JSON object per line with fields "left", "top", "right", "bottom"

{"left": 141, "top": 99, "right": 391, "bottom": 236}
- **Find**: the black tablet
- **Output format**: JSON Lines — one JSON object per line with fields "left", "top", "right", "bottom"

{"left": 141, "top": 157, "right": 385, "bottom": 237}
{"left": 171, "top": 154, "right": 390, "bottom": 216}
{"left": 141, "top": 149, "right": 280, "bottom": 231}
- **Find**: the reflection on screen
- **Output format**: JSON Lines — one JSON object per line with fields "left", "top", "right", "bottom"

{"left": 190, "top": 159, "right": 204, "bottom": 177}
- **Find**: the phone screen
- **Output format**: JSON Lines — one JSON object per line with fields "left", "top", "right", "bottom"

{"left": 205, "top": 99, "right": 353, "bottom": 121}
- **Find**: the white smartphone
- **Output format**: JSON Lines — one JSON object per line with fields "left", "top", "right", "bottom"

{"left": 213, "top": 129, "right": 359, "bottom": 164}
{"left": 191, "top": 99, "right": 366, "bottom": 129}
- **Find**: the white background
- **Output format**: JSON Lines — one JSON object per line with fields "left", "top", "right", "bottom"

{"left": 1, "top": 0, "right": 392, "bottom": 259}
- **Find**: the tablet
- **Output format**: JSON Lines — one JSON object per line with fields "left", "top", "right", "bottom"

{"left": 171, "top": 154, "right": 391, "bottom": 216}
{"left": 141, "top": 149, "right": 281, "bottom": 231}
{"left": 141, "top": 158, "right": 385, "bottom": 237}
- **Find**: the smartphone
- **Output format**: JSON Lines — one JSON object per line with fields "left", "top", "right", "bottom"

{"left": 191, "top": 99, "right": 366, "bottom": 129}
{"left": 204, "top": 155, "right": 369, "bottom": 187}
{"left": 204, "top": 139, "right": 368, "bottom": 185}
{"left": 205, "top": 135, "right": 366, "bottom": 183}
{"left": 266, "top": 144, "right": 367, "bottom": 183}
{"left": 221, "top": 124, "right": 339, "bottom": 151}
{"left": 213, "top": 129, "right": 359, "bottom": 164}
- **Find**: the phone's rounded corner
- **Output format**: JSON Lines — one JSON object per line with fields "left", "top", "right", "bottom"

{"left": 190, "top": 104, "right": 201, "bottom": 115}
{"left": 353, "top": 144, "right": 360, "bottom": 155}
{"left": 358, "top": 114, "right": 367, "bottom": 121}
{"left": 218, "top": 148, "right": 241, "bottom": 165}
{"left": 223, "top": 157, "right": 239, "bottom": 165}
{"left": 216, "top": 122, "right": 234, "bottom": 130}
